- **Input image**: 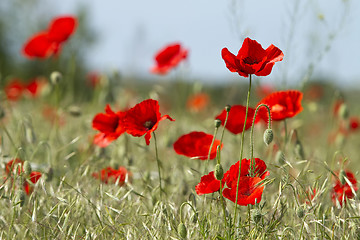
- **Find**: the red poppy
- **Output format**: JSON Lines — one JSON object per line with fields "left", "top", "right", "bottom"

{"left": 349, "top": 117, "right": 360, "bottom": 131}
{"left": 22, "top": 15, "right": 77, "bottom": 59}
{"left": 123, "top": 99, "right": 174, "bottom": 145}
{"left": 173, "top": 131, "right": 223, "bottom": 160}
{"left": 24, "top": 78, "right": 46, "bottom": 97}
{"left": 5, "top": 158, "right": 24, "bottom": 175}
{"left": 331, "top": 170, "right": 358, "bottom": 207}
{"left": 4, "top": 79, "right": 24, "bottom": 101}
{"left": 92, "top": 166, "right": 132, "bottom": 186}
{"left": 151, "top": 43, "right": 188, "bottom": 75}
{"left": 258, "top": 90, "right": 303, "bottom": 121}
{"left": 23, "top": 171, "right": 42, "bottom": 195}
{"left": 92, "top": 105, "right": 126, "bottom": 147}
{"left": 221, "top": 37, "right": 283, "bottom": 78}
{"left": 186, "top": 93, "right": 210, "bottom": 112}
{"left": 222, "top": 176, "right": 264, "bottom": 206}
{"left": 195, "top": 171, "right": 222, "bottom": 195}
{"left": 215, "top": 105, "right": 259, "bottom": 134}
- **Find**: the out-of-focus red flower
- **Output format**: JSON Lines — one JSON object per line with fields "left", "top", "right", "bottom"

{"left": 258, "top": 90, "right": 303, "bottom": 121}
{"left": 92, "top": 166, "right": 132, "bottom": 186}
{"left": 331, "top": 170, "right": 358, "bottom": 207}
{"left": 5, "top": 158, "right": 24, "bottom": 175}
{"left": 151, "top": 43, "right": 188, "bottom": 75}
{"left": 333, "top": 100, "right": 345, "bottom": 117}
{"left": 22, "top": 16, "right": 77, "bottom": 59}
{"left": 223, "top": 176, "right": 264, "bottom": 206}
{"left": 195, "top": 171, "right": 222, "bottom": 195}
{"left": 215, "top": 105, "right": 259, "bottom": 134}
{"left": 304, "top": 83, "right": 324, "bottom": 101}
{"left": 221, "top": 37, "right": 283, "bottom": 78}
{"left": 23, "top": 171, "right": 42, "bottom": 195}
{"left": 186, "top": 93, "right": 210, "bottom": 112}
{"left": 304, "top": 187, "right": 317, "bottom": 205}
{"left": 123, "top": 99, "right": 174, "bottom": 145}
{"left": 87, "top": 72, "right": 101, "bottom": 88}
{"left": 4, "top": 79, "right": 24, "bottom": 101}
{"left": 24, "top": 78, "right": 47, "bottom": 97}
{"left": 173, "top": 131, "right": 223, "bottom": 160}
{"left": 92, "top": 104, "right": 126, "bottom": 148}
{"left": 349, "top": 117, "right": 360, "bottom": 131}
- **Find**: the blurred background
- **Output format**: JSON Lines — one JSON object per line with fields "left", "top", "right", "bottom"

{"left": 0, "top": 0, "right": 359, "bottom": 87}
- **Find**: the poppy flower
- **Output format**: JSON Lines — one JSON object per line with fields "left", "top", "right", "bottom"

{"left": 92, "top": 105, "right": 126, "bottom": 147}
{"left": 24, "top": 78, "right": 47, "bottom": 97}
{"left": 331, "top": 170, "right": 358, "bottom": 207}
{"left": 4, "top": 79, "right": 24, "bottom": 101}
{"left": 22, "top": 15, "right": 77, "bottom": 59}
{"left": 215, "top": 105, "right": 259, "bottom": 134}
{"left": 349, "top": 117, "right": 360, "bottom": 131}
{"left": 186, "top": 93, "right": 210, "bottom": 112}
{"left": 151, "top": 43, "right": 188, "bottom": 75}
{"left": 123, "top": 99, "right": 174, "bottom": 145}
{"left": 23, "top": 171, "right": 42, "bottom": 195}
{"left": 222, "top": 176, "right": 264, "bottom": 206}
{"left": 221, "top": 37, "right": 283, "bottom": 78}
{"left": 258, "top": 90, "right": 303, "bottom": 121}
{"left": 173, "top": 131, "right": 223, "bottom": 160}
{"left": 195, "top": 171, "right": 222, "bottom": 195}
{"left": 92, "top": 166, "right": 132, "bottom": 186}
{"left": 5, "top": 158, "right": 24, "bottom": 175}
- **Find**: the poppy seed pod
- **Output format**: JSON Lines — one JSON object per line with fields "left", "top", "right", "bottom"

{"left": 23, "top": 161, "right": 32, "bottom": 176}
{"left": 214, "top": 119, "right": 222, "bottom": 128}
{"left": 214, "top": 163, "right": 224, "bottom": 180}
{"left": 50, "top": 71, "right": 62, "bottom": 85}
{"left": 225, "top": 105, "right": 231, "bottom": 112}
{"left": 177, "top": 222, "right": 187, "bottom": 239}
{"left": 296, "top": 206, "right": 305, "bottom": 218}
{"left": 263, "top": 129, "right": 273, "bottom": 146}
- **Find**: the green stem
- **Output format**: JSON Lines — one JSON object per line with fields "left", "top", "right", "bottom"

{"left": 153, "top": 132, "right": 163, "bottom": 200}
{"left": 219, "top": 107, "right": 230, "bottom": 145}
{"left": 219, "top": 180, "right": 229, "bottom": 239}
{"left": 205, "top": 127, "right": 219, "bottom": 173}
{"left": 234, "top": 74, "right": 252, "bottom": 226}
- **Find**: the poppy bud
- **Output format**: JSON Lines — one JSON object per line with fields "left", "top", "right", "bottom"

{"left": 263, "top": 129, "right": 273, "bottom": 146}
{"left": 177, "top": 222, "right": 187, "bottom": 239}
{"left": 339, "top": 170, "right": 346, "bottom": 185}
{"left": 67, "top": 105, "right": 82, "bottom": 117}
{"left": 15, "top": 190, "right": 26, "bottom": 207}
{"left": 275, "top": 150, "right": 286, "bottom": 165}
{"left": 23, "top": 161, "right": 32, "bottom": 176}
{"left": 296, "top": 206, "right": 305, "bottom": 218}
{"left": 214, "top": 119, "right": 222, "bottom": 128}
{"left": 225, "top": 105, "right": 231, "bottom": 112}
{"left": 251, "top": 209, "right": 262, "bottom": 224}
{"left": 214, "top": 164, "right": 224, "bottom": 180}
{"left": 338, "top": 104, "right": 349, "bottom": 120}
{"left": 50, "top": 71, "right": 62, "bottom": 85}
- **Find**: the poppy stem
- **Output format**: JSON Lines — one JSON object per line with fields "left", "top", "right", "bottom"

{"left": 205, "top": 126, "right": 219, "bottom": 173}
{"left": 152, "top": 132, "right": 163, "bottom": 199}
{"left": 234, "top": 74, "right": 252, "bottom": 228}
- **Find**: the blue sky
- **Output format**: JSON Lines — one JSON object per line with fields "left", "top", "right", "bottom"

{"left": 53, "top": 0, "right": 360, "bottom": 86}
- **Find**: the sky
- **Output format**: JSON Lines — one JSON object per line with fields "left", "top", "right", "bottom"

{"left": 50, "top": 0, "right": 360, "bottom": 87}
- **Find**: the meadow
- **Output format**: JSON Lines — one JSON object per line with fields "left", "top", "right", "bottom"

{"left": 1, "top": 3, "right": 360, "bottom": 240}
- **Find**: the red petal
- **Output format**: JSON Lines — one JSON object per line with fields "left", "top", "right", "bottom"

{"left": 195, "top": 171, "right": 221, "bottom": 195}
{"left": 48, "top": 16, "right": 77, "bottom": 43}
{"left": 265, "top": 44, "right": 284, "bottom": 63}
{"left": 22, "top": 32, "right": 55, "bottom": 59}
{"left": 221, "top": 48, "right": 247, "bottom": 77}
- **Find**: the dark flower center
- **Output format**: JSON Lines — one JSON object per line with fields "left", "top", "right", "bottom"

{"left": 243, "top": 57, "right": 258, "bottom": 65}
{"left": 144, "top": 120, "right": 154, "bottom": 130}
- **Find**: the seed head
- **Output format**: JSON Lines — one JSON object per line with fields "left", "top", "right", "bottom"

{"left": 214, "top": 164, "right": 224, "bottom": 180}
{"left": 23, "top": 161, "right": 32, "bottom": 176}
{"left": 177, "top": 222, "right": 187, "bottom": 239}
{"left": 214, "top": 119, "right": 222, "bottom": 128}
{"left": 263, "top": 128, "right": 273, "bottom": 146}
{"left": 225, "top": 105, "right": 231, "bottom": 112}
{"left": 50, "top": 71, "right": 62, "bottom": 85}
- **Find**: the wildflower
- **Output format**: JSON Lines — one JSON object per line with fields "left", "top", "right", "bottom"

{"left": 349, "top": 117, "right": 360, "bottom": 131}
{"left": 92, "top": 104, "right": 126, "bottom": 147}
{"left": 223, "top": 158, "right": 269, "bottom": 183}
{"left": 215, "top": 105, "right": 259, "bottom": 134}
{"left": 258, "top": 90, "right": 303, "bottom": 121}
{"left": 23, "top": 171, "right": 42, "bottom": 195}
{"left": 22, "top": 16, "right": 77, "bottom": 59}
{"left": 331, "top": 170, "right": 358, "bottom": 207}
{"left": 186, "top": 93, "right": 210, "bottom": 112}
{"left": 4, "top": 79, "right": 24, "bottom": 101}
{"left": 221, "top": 37, "right": 283, "bottom": 78}
{"left": 195, "top": 171, "right": 221, "bottom": 195}
{"left": 92, "top": 166, "right": 132, "bottom": 186}
{"left": 151, "top": 43, "right": 188, "bottom": 75}
{"left": 173, "top": 131, "right": 222, "bottom": 160}
{"left": 123, "top": 99, "right": 174, "bottom": 145}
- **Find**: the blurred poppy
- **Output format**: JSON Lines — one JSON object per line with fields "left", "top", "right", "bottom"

{"left": 22, "top": 15, "right": 77, "bottom": 59}
{"left": 5, "top": 158, "right": 24, "bottom": 175}
{"left": 186, "top": 93, "right": 210, "bottom": 112}
{"left": 173, "top": 131, "right": 223, "bottom": 160}
{"left": 92, "top": 166, "right": 132, "bottom": 186}
{"left": 258, "top": 90, "right": 303, "bottom": 121}
{"left": 24, "top": 78, "right": 47, "bottom": 97}
{"left": 195, "top": 171, "right": 221, "bottom": 195}
{"left": 123, "top": 99, "right": 174, "bottom": 145}
{"left": 349, "top": 117, "right": 360, "bottom": 131}
{"left": 223, "top": 176, "right": 264, "bottom": 206}
{"left": 331, "top": 170, "right": 358, "bottom": 207}
{"left": 92, "top": 105, "right": 126, "bottom": 147}
{"left": 151, "top": 43, "right": 188, "bottom": 75}
{"left": 23, "top": 171, "right": 42, "bottom": 195}
{"left": 221, "top": 37, "right": 283, "bottom": 78}
{"left": 215, "top": 105, "right": 259, "bottom": 134}
{"left": 4, "top": 79, "right": 24, "bottom": 101}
